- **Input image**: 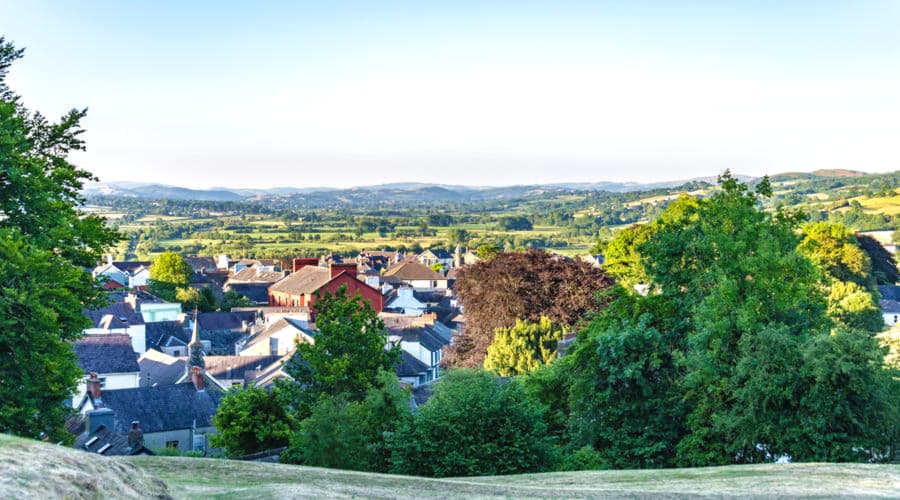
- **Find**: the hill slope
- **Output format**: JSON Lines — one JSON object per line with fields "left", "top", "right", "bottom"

{"left": 2, "top": 434, "right": 898, "bottom": 499}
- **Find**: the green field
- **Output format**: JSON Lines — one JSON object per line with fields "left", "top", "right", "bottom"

{"left": 2, "top": 434, "right": 899, "bottom": 499}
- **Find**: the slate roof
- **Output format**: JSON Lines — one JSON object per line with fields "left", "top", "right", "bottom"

{"left": 227, "top": 267, "right": 285, "bottom": 284}
{"left": 383, "top": 261, "right": 446, "bottom": 281}
{"left": 138, "top": 350, "right": 187, "bottom": 386}
{"left": 94, "top": 384, "right": 224, "bottom": 434}
{"left": 268, "top": 266, "right": 332, "bottom": 294}
{"left": 74, "top": 335, "right": 139, "bottom": 374}
{"left": 421, "top": 249, "right": 452, "bottom": 259}
{"left": 83, "top": 302, "right": 144, "bottom": 329}
{"left": 396, "top": 351, "right": 430, "bottom": 377}
{"left": 203, "top": 355, "right": 283, "bottom": 380}
{"left": 112, "top": 261, "right": 152, "bottom": 273}
{"left": 145, "top": 321, "right": 187, "bottom": 350}
{"left": 879, "top": 285, "right": 900, "bottom": 301}
{"left": 391, "top": 326, "right": 450, "bottom": 352}
{"left": 74, "top": 425, "right": 153, "bottom": 456}
{"left": 880, "top": 299, "right": 900, "bottom": 314}
{"left": 197, "top": 311, "right": 258, "bottom": 331}
{"left": 225, "top": 283, "right": 271, "bottom": 304}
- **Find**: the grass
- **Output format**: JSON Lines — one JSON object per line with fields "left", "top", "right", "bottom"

{"left": 2, "top": 434, "right": 898, "bottom": 499}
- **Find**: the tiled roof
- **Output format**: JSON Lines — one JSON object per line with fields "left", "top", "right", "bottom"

{"left": 879, "top": 285, "right": 900, "bottom": 301}
{"left": 184, "top": 256, "right": 217, "bottom": 272}
{"left": 95, "top": 383, "right": 223, "bottom": 434}
{"left": 83, "top": 302, "right": 144, "bottom": 329}
{"left": 74, "top": 425, "right": 153, "bottom": 456}
{"left": 383, "top": 261, "right": 446, "bottom": 281}
{"left": 268, "top": 266, "right": 332, "bottom": 295}
{"left": 391, "top": 325, "right": 450, "bottom": 352}
{"left": 138, "top": 349, "right": 186, "bottom": 386}
{"left": 74, "top": 335, "right": 139, "bottom": 374}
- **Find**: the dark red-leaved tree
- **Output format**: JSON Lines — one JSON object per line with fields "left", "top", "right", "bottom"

{"left": 446, "top": 249, "right": 614, "bottom": 368}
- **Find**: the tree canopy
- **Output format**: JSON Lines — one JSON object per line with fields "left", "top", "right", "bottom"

{"left": 0, "top": 38, "right": 119, "bottom": 440}
{"left": 447, "top": 249, "right": 613, "bottom": 368}
{"left": 484, "top": 316, "right": 565, "bottom": 376}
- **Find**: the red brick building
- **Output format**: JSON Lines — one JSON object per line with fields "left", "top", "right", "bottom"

{"left": 268, "top": 262, "right": 384, "bottom": 314}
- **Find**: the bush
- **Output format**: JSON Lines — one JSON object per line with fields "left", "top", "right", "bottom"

{"left": 209, "top": 386, "right": 294, "bottom": 458}
{"left": 557, "top": 446, "right": 608, "bottom": 472}
{"left": 389, "top": 369, "right": 553, "bottom": 477}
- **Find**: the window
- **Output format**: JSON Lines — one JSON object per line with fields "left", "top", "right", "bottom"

{"left": 99, "top": 377, "right": 107, "bottom": 388}
{"left": 165, "top": 440, "right": 179, "bottom": 449}
{"left": 270, "top": 337, "right": 279, "bottom": 355}
{"left": 172, "top": 349, "right": 181, "bottom": 356}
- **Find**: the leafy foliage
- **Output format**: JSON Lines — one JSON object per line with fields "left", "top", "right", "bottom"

{"left": 282, "top": 370, "right": 411, "bottom": 472}
{"left": 448, "top": 249, "right": 613, "bottom": 368}
{"left": 484, "top": 316, "right": 565, "bottom": 376}
{"left": 148, "top": 251, "right": 192, "bottom": 299}
{"left": 283, "top": 286, "right": 400, "bottom": 417}
{"left": 219, "top": 289, "right": 254, "bottom": 311}
{"left": 389, "top": 369, "right": 553, "bottom": 477}
{"left": 856, "top": 234, "right": 899, "bottom": 285}
{"left": 210, "top": 386, "right": 294, "bottom": 457}
{"left": 0, "top": 38, "right": 119, "bottom": 440}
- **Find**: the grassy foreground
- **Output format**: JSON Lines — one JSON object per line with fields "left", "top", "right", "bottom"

{"left": 2, "top": 434, "right": 898, "bottom": 499}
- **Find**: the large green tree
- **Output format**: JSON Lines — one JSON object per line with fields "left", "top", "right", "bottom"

{"left": 0, "top": 38, "right": 119, "bottom": 440}
{"left": 210, "top": 386, "right": 294, "bottom": 457}
{"left": 282, "top": 286, "right": 400, "bottom": 417}
{"left": 148, "top": 251, "right": 192, "bottom": 299}
{"left": 389, "top": 369, "right": 553, "bottom": 477}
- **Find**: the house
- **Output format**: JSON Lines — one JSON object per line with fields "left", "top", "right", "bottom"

{"left": 83, "top": 292, "right": 182, "bottom": 354}
{"left": 194, "top": 310, "right": 261, "bottom": 354}
{"left": 144, "top": 320, "right": 190, "bottom": 356}
{"left": 71, "top": 335, "right": 141, "bottom": 408}
{"left": 184, "top": 256, "right": 218, "bottom": 275}
{"left": 395, "top": 351, "right": 432, "bottom": 387}
{"left": 237, "top": 317, "right": 315, "bottom": 356}
{"left": 92, "top": 257, "right": 153, "bottom": 289}
{"left": 224, "top": 267, "right": 285, "bottom": 305}
{"left": 76, "top": 378, "right": 224, "bottom": 453}
{"left": 357, "top": 250, "right": 402, "bottom": 272}
{"left": 72, "top": 409, "right": 154, "bottom": 456}
{"left": 384, "top": 287, "right": 454, "bottom": 317}
{"left": 417, "top": 249, "right": 453, "bottom": 269}
{"left": 223, "top": 283, "right": 271, "bottom": 305}
{"left": 384, "top": 314, "right": 453, "bottom": 385}
{"left": 452, "top": 244, "right": 481, "bottom": 268}
{"left": 881, "top": 299, "right": 900, "bottom": 326}
{"left": 92, "top": 263, "right": 129, "bottom": 289}
{"left": 128, "top": 266, "right": 151, "bottom": 289}
{"left": 268, "top": 262, "right": 384, "bottom": 313}
{"left": 139, "top": 349, "right": 287, "bottom": 389}
{"left": 382, "top": 261, "right": 449, "bottom": 289}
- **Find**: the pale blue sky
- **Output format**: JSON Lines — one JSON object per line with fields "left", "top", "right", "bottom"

{"left": 3, "top": 1, "right": 899, "bottom": 188}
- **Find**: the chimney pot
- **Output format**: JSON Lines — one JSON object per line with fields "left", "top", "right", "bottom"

{"left": 191, "top": 365, "right": 205, "bottom": 391}
{"left": 87, "top": 372, "right": 102, "bottom": 401}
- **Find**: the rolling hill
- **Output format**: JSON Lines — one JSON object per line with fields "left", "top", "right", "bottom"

{"left": 1, "top": 434, "right": 898, "bottom": 499}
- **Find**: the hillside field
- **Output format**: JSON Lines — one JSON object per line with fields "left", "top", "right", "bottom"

{"left": 2, "top": 434, "right": 898, "bottom": 499}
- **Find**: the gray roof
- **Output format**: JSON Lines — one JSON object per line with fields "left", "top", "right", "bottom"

{"left": 73, "top": 425, "right": 152, "bottom": 456}
{"left": 880, "top": 299, "right": 900, "bottom": 314}
{"left": 242, "top": 318, "right": 315, "bottom": 350}
{"left": 203, "top": 355, "right": 282, "bottom": 380}
{"left": 879, "top": 285, "right": 900, "bottom": 301}
{"left": 197, "top": 311, "right": 258, "bottom": 331}
{"left": 94, "top": 383, "right": 223, "bottom": 434}
{"left": 145, "top": 321, "right": 187, "bottom": 350}
{"left": 224, "top": 283, "right": 270, "bottom": 304}
{"left": 83, "top": 302, "right": 144, "bottom": 329}
{"left": 396, "top": 351, "right": 430, "bottom": 377}
{"left": 392, "top": 326, "right": 449, "bottom": 352}
{"left": 74, "top": 335, "right": 139, "bottom": 374}
{"left": 227, "top": 267, "right": 285, "bottom": 284}
{"left": 184, "top": 256, "right": 217, "bottom": 272}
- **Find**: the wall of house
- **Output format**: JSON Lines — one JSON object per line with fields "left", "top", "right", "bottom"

{"left": 143, "top": 426, "right": 217, "bottom": 453}
{"left": 96, "top": 267, "right": 128, "bottom": 287}
{"left": 405, "top": 279, "right": 448, "bottom": 290}
{"left": 239, "top": 327, "right": 311, "bottom": 356}
{"left": 884, "top": 312, "right": 899, "bottom": 326}
{"left": 71, "top": 372, "right": 141, "bottom": 408}
{"left": 129, "top": 270, "right": 150, "bottom": 288}
{"left": 140, "top": 303, "right": 181, "bottom": 323}
{"left": 270, "top": 273, "right": 384, "bottom": 313}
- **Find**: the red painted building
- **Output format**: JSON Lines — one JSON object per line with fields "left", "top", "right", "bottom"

{"left": 268, "top": 262, "right": 384, "bottom": 314}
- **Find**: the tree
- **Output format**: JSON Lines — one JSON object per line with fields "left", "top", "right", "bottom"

{"left": 282, "top": 370, "right": 411, "bottom": 472}
{"left": 174, "top": 287, "right": 215, "bottom": 312}
{"left": 497, "top": 216, "right": 533, "bottom": 231}
{"left": 447, "top": 228, "right": 469, "bottom": 247}
{"left": 446, "top": 249, "right": 613, "bottom": 368}
{"left": 798, "top": 222, "right": 882, "bottom": 332}
{"left": 149, "top": 251, "right": 192, "bottom": 299}
{"left": 0, "top": 38, "right": 120, "bottom": 440}
{"left": 484, "top": 317, "right": 565, "bottom": 376}
{"left": 474, "top": 244, "right": 499, "bottom": 261}
{"left": 389, "top": 369, "right": 553, "bottom": 477}
{"left": 283, "top": 286, "right": 400, "bottom": 416}
{"left": 856, "top": 234, "right": 899, "bottom": 285}
{"left": 602, "top": 223, "right": 655, "bottom": 288}
{"left": 219, "top": 289, "right": 254, "bottom": 311}
{"left": 210, "top": 386, "right": 294, "bottom": 457}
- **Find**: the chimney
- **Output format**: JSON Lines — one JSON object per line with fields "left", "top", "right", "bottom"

{"left": 330, "top": 262, "right": 357, "bottom": 278}
{"left": 87, "top": 372, "right": 102, "bottom": 401}
{"left": 87, "top": 407, "right": 114, "bottom": 434}
{"left": 191, "top": 365, "right": 205, "bottom": 391}
{"left": 124, "top": 292, "right": 138, "bottom": 311}
{"left": 241, "top": 320, "right": 249, "bottom": 332}
{"left": 106, "top": 254, "right": 114, "bottom": 265}
{"left": 292, "top": 258, "right": 318, "bottom": 273}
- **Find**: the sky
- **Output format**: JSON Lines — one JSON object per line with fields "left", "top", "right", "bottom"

{"left": 3, "top": 1, "right": 899, "bottom": 189}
